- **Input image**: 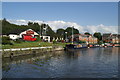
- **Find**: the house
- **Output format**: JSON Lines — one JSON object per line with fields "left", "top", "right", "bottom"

{"left": 118, "top": 34, "right": 120, "bottom": 43}
{"left": 102, "top": 33, "right": 120, "bottom": 43}
{"left": 19, "top": 29, "right": 39, "bottom": 41}
{"left": 9, "top": 34, "right": 19, "bottom": 40}
{"left": 102, "top": 33, "right": 112, "bottom": 42}
{"left": 79, "top": 34, "right": 98, "bottom": 44}
{"left": 112, "top": 34, "right": 119, "bottom": 43}
{"left": 68, "top": 34, "right": 98, "bottom": 44}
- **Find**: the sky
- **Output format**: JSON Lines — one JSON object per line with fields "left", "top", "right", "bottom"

{"left": 2, "top": 2, "right": 119, "bottom": 34}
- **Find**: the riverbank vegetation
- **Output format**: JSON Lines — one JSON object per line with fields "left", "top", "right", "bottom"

{"left": 2, "top": 41, "right": 70, "bottom": 49}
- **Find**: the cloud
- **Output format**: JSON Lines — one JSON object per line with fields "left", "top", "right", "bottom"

{"left": 7, "top": 19, "right": 118, "bottom": 34}
{"left": 8, "top": 19, "right": 31, "bottom": 25}
{"left": 46, "top": 21, "right": 84, "bottom": 32}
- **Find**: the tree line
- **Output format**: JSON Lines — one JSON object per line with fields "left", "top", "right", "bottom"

{"left": 2, "top": 18, "right": 102, "bottom": 41}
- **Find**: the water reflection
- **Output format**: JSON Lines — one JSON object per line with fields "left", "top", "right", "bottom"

{"left": 65, "top": 50, "right": 80, "bottom": 59}
{"left": 2, "top": 47, "right": 119, "bottom": 78}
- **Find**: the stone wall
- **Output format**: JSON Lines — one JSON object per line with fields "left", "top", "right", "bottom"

{"left": 2, "top": 46, "right": 64, "bottom": 58}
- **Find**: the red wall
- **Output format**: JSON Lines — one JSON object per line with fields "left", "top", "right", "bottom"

{"left": 23, "top": 35, "right": 36, "bottom": 41}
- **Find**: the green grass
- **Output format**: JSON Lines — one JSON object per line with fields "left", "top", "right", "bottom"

{"left": 2, "top": 41, "right": 70, "bottom": 49}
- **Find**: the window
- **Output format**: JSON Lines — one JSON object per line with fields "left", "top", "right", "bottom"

{"left": 46, "top": 37, "right": 48, "bottom": 39}
{"left": 41, "top": 37, "right": 43, "bottom": 39}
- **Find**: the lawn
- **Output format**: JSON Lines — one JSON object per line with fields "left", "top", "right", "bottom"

{"left": 1, "top": 41, "right": 70, "bottom": 49}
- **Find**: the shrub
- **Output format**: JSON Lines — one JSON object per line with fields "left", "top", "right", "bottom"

{"left": 53, "top": 40, "right": 57, "bottom": 44}
{"left": 14, "top": 39, "right": 22, "bottom": 43}
{"left": 36, "top": 37, "right": 42, "bottom": 41}
{"left": 2, "top": 37, "right": 13, "bottom": 45}
{"left": 98, "top": 41, "right": 103, "bottom": 45}
{"left": 78, "top": 40, "right": 86, "bottom": 44}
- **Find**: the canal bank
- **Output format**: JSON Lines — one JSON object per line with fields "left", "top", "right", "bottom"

{"left": 1, "top": 46, "right": 64, "bottom": 58}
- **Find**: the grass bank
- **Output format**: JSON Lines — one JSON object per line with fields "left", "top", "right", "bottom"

{"left": 2, "top": 41, "right": 70, "bottom": 49}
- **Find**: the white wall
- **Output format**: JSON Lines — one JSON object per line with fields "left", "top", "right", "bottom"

{"left": 9, "top": 34, "right": 19, "bottom": 40}
{"left": 40, "top": 36, "right": 50, "bottom": 42}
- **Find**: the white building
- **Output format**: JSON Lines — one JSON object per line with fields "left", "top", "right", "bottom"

{"left": 40, "top": 36, "right": 50, "bottom": 42}
{"left": 9, "top": 34, "right": 19, "bottom": 40}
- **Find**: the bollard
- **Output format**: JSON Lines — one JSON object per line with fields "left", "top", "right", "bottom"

{"left": 10, "top": 53, "right": 14, "bottom": 59}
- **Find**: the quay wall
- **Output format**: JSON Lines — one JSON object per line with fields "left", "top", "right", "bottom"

{"left": 1, "top": 46, "right": 64, "bottom": 58}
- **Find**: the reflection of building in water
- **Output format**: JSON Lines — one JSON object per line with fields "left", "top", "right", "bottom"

{"left": 112, "top": 47, "right": 119, "bottom": 55}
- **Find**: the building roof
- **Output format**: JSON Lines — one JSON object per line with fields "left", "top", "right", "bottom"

{"left": 112, "top": 34, "right": 118, "bottom": 37}
{"left": 20, "top": 29, "right": 39, "bottom": 35}
{"left": 103, "top": 33, "right": 112, "bottom": 36}
{"left": 68, "top": 34, "right": 97, "bottom": 39}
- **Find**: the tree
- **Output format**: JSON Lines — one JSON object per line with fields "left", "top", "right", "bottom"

{"left": 56, "top": 28, "right": 65, "bottom": 38}
{"left": 28, "top": 22, "right": 33, "bottom": 26}
{"left": 46, "top": 24, "right": 56, "bottom": 39}
{"left": 65, "top": 27, "right": 79, "bottom": 37}
{"left": 2, "top": 18, "right": 13, "bottom": 35}
{"left": 93, "top": 32, "right": 102, "bottom": 41}
{"left": 84, "top": 32, "right": 90, "bottom": 35}
{"left": 32, "top": 22, "right": 40, "bottom": 33}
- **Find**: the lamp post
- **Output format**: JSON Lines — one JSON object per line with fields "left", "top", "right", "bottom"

{"left": 72, "top": 26, "right": 74, "bottom": 44}
{"left": 65, "top": 32, "right": 67, "bottom": 42}
{"left": 87, "top": 35, "right": 89, "bottom": 47}
{"left": 38, "top": 23, "right": 42, "bottom": 39}
{"left": 39, "top": 25, "right": 41, "bottom": 36}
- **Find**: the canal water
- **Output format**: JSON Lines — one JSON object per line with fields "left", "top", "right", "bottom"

{"left": 2, "top": 47, "right": 118, "bottom": 78}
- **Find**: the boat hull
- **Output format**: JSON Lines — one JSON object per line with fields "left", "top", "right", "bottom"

{"left": 65, "top": 44, "right": 88, "bottom": 51}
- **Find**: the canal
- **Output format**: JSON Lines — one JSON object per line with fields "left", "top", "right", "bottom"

{"left": 2, "top": 47, "right": 119, "bottom": 78}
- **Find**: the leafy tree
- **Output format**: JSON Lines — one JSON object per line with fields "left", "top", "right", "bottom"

{"left": 28, "top": 22, "right": 33, "bottom": 26}
{"left": 56, "top": 28, "right": 65, "bottom": 38}
{"left": 46, "top": 24, "right": 57, "bottom": 39}
{"left": 65, "top": 27, "right": 79, "bottom": 37}
{"left": 93, "top": 32, "right": 102, "bottom": 41}
{"left": 84, "top": 32, "right": 90, "bottom": 35}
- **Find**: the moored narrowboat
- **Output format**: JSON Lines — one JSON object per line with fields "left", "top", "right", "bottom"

{"left": 65, "top": 44, "right": 88, "bottom": 51}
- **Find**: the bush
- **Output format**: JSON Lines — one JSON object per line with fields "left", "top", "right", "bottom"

{"left": 78, "top": 40, "right": 86, "bottom": 44}
{"left": 98, "top": 41, "right": 103, "bottom": 45}
{"left": 53, "top": 40, "right": 57, "bottom": 44}
{"left": 14, "top": 39, "right": 22, "bottom": 43}
{"left": 36, "top": 37, "right": 42, "bottom": 41}
{"left": 2, "top": 37, "right": 13, "bottom": 45}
